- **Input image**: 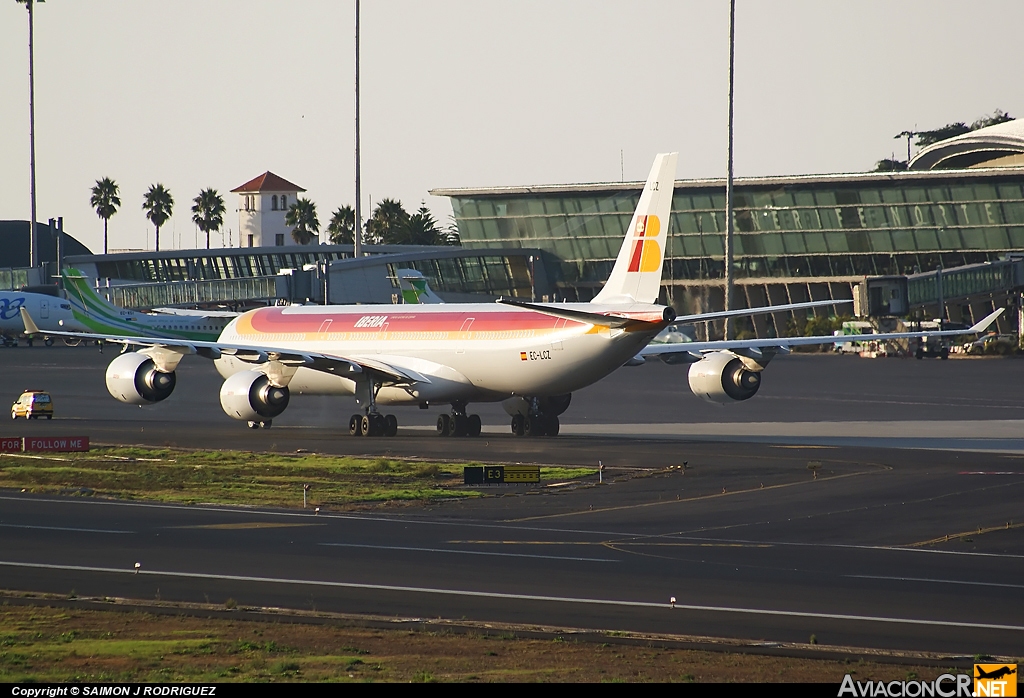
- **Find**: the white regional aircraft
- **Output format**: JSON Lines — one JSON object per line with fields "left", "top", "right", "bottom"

{"left": 1, "top": 288, "right": 86, "bottom": 345}
{"left": 22, "top": 153, "right": 1002, "bottom": 437}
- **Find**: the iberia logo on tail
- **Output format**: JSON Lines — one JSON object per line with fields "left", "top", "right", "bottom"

{"left": 626, "top": 215, "right": 661, "bottom": 273}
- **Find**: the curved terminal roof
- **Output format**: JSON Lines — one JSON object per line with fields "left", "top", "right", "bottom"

{"left": 909, "top": 119, "right": 1024, "bottom": 170}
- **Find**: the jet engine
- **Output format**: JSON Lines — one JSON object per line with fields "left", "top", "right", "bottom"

{"left": 105, "top": 352, "right": 177, "bottom": 405}
{"left": 687, "top": 351, "right": 761, "bottom": 404}
{"left": 219, "top": 370, "right": 290, "bottom": 422}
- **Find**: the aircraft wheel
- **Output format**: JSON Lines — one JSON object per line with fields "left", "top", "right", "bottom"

{"left": 437, "top": 414, "right": 450, "bottom": 436}
{"left": 260, "top": 420, "right": 272, "bottom": 429}
{"left": 511, "top": 414, "right": 525, "bottom": 436}
{"left": 46, "top": 414, "right": 52, "bottom": 420}
{"left": 349, "top": 414, "right": 362, "bottom": 436}
{"left": 447, "top": 414, "right": 464, "bottom": 437}
{"left": 546, "top": 416, "right": 559, "bottom": 436}
{"left": 524, "top": 415, "right": 539, "bottom": 437}
{"left": 247, "top": 421, "right": 260, "bottom": 429}
{"left": 44, "top": 338, "right": 54, "bottom": 347}
{"left": 370, "top": 413, "right": 385, "bottom": 437}
{"left": 384, "top": 414, "right": 398, "bottom": 437}
{"left": 359, "top": 414, "right": 372, "bottom": 437}
{"left": 467, "top": 414, "right": 482, "bottom": 437}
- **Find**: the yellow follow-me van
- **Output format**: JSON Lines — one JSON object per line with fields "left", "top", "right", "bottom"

{"left": 11, "top": 390, "right": 53, "bottom": 420}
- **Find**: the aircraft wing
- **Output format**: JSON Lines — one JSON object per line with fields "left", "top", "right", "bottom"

{"left": 639, "top": 308, "right": 1004, "bottom": 357}
{"left": 19, "top": 307, "right": 421, "bottom": 385}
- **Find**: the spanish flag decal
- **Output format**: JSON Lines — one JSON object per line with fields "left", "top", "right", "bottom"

{"left": 520, "top": 352, "right": 528, "bottom": 361}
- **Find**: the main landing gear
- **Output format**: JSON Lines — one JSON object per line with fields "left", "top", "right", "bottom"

{"left": 437, "top": 401, "right": 482, "bottom": 438}
{"left": 511, "top": 413, "right": 559, "bottom": 437}
{"left": 348, "top": 412, "right": 399, "bottom": 437}
{"left": 247, "top": 419, "right": 273, "bottom": 429}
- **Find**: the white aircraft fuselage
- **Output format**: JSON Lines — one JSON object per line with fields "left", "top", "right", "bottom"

{"left": 214, "top": 302, "right": 670, "bottom": 405}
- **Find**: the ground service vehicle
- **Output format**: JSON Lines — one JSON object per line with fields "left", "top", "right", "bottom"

{"left": 11, "top": 390, "right": 53, "bottom": 420}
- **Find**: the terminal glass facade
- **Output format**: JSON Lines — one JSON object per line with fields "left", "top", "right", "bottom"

{"left": 449, "top": 170, "right": 1024, "bottom": 298}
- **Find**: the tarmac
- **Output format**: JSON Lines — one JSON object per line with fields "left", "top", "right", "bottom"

{"left": 1, "top": 345, "right": 1022, "bottom": 655}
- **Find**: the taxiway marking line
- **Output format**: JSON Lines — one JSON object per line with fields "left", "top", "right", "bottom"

{"left": 170, "top": 523, "right": 323, "bottom": 530}
{"left": 1, "top": 559, "right": 1021, "bottom": 633}
{"left": 508, "top": 469, "right": 880, "bottom": 522}
{"left": 447, "top": 540, "right": 770, "bottom": 549}
{"left": 320, "top": 543, "right": 617, "bottom": 563}
{"left": 0, "top": 523, "right": 133, "bottom": 534}
{"left": 2, "top": 496, "right": 1020, "bottom": 559}
{"left": 907, "top": 520, "right": 1024, "bottom": 547}
{"left": 847, "top": 574, "right": 1024, "bottom": 590}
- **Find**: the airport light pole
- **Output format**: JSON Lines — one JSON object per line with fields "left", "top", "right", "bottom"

{"left": 724, "top": 0, "right": 736, "bottom": 340}
{"left": 353, "top": 0, "right": 363, "bottom": 259}
{"left": 20, "top": 0, "right": 44, "bottom": 269}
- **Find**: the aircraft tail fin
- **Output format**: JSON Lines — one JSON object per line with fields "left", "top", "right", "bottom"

{"left": 592, "top": 152, "right": 678, "bottom": 306}
{"left": 61, "top": 268, "right": 126, "bottom": 322}
{"left": 397, "top": 269, "right": 444, "bottom": 304}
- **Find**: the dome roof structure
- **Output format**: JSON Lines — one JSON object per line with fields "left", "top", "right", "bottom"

{"left": 909, "top": 119, "right": 1024, "bottom": 170}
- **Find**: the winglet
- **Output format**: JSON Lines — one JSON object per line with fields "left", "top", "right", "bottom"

{"left": 968, "top": 308, "right": 1004, "bottom": 333}
{"left": 20, "top": 307, "right": 40, "bottom": 335}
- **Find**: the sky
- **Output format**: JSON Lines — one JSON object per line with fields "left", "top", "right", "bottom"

{"left": 1, "top": 0, "right": 1022, "bottom": 254}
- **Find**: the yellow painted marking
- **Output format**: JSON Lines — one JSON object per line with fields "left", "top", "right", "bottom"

{"left": 907, "top": 521, "right": 1024, "bottom": 547}
{"left": 508, "top": 469, "right": 883, "bottom": 522}
{"left": 172, "top": 522, "right": 323, "bottom": 530}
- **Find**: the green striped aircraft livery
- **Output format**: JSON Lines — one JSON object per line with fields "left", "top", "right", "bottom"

{"left": 61, "top": 269, "right": 231, "bottom": 342}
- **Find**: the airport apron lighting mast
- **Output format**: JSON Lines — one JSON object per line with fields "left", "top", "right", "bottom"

{"left": 354, "top": 0, "right": 363, "bottom": 259}
{"left": 22, "top": 0, "right": 43, "bottom": 269}
{"left": 724, "top": 0, "right": 736, "bottom": 340}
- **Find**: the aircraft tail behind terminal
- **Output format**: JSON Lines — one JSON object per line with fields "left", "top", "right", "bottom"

{"left": 592, "top": 152, "right": 678, "bottom": 306}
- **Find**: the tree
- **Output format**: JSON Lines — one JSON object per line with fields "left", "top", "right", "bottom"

{"left": 873, "top": 158, "right": 907, "bottom": 172}
{"left": 914, "top": 122, "right": 970, "bottom": 148}
{"left": 90, "top": 177, "right": 120, "bottom": 254}
{"left": 142, "top": 183, "right": 173, "bottom": 252}
{"left": 971, "top": 109, "right": 1013, "bottom": 130}
{"left": 366, "top": 198, "right": 410, "bottom": 245}
{"left": 190, "top": 188, "right": 225, "bottom": 250}
{"left": 286, "top": 197, "right": 320, "bottom": 245}
{"left": 402, "top": 205, "right": 443, "bottom": 245}
{"left": 327, "top": 205, "right": 356, "bottom": 245}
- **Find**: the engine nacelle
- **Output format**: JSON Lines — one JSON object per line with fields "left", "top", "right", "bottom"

{"left": 105, "top": 352, "right": 177, "bottom": 405}
{"left": 687, "top": 351, "right": 761, "bottom": 404}
{"left": 219, "top": 370, "right": 290, "bottom": 422}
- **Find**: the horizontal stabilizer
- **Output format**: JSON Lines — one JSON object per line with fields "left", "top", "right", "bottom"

{"left": 675, "top": 299, "right": 852, "bottom": 324}
{"left": 496, "top": 297, "right": 672, "bottom": 327}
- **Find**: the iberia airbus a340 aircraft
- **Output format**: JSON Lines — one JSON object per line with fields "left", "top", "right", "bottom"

{"left": 23, "top": 153, "right": 1001, "bottom": 438}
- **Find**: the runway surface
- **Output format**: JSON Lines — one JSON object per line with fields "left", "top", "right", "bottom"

{"left": 2, "top": 345, "right": 1024, "bottom": 654}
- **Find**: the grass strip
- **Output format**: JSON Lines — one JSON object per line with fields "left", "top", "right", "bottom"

{"left": 0, "top": 446, "right": 596, "bottom": 509}
{"left": 0, "top": 602, "right": 976, "bottom": 683}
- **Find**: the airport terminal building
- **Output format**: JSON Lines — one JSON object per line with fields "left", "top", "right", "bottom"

{"left": 434, "top": 120, "right": 1024, "bottom": 336}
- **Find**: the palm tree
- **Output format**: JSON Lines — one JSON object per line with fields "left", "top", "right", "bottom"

{"left": 286, "top": 197, "right": 320, "bottom": 245}
{"left": 403, "top": 205, "right": 444, "bottom": 245}
{"left": 327, "top": 205, "right": 356, "bottom": 245}
{"left": 142, "top": 183, "right": 173, "bottom": 252}
{"left": 191, "top": 188, "right": 225, "bottom": 250}
{"left": 90, "top": 177, "right": 121, "bottom": 254}
{"left": 366, "top": 198, "right": 410, "bottom": 245}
